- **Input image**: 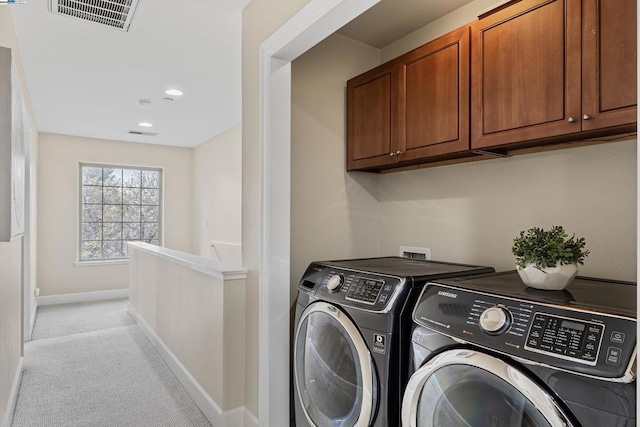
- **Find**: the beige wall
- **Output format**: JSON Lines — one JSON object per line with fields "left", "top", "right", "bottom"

{"left": 129, "top": 244, "right": 246, "bottom": 413}
{"left": 0, "top": 7, "right": 37, "bottom": 425}
{"left": 291, "top": 33, "right": 382, "bottom": 297}
{"left": 192, "top": 125, "right": 242, "bottom": 266}
{"left": 0, "top": 238, "right": 22, "bottom": 425}
{"left": 37, "top": 133, "right": 192, "bottom": 296}
{"left": 378, "top": 140, "right": 637, "bottom": 280}
{"left": 242, "top": 0, "right": 310, "bottom": 416}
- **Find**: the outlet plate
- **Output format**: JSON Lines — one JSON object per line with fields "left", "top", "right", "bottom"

{"left": 399, "top": 246, "right": 431, "bottom": 260}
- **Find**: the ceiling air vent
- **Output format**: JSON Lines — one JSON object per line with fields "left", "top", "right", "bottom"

{"left": 128, "top": 130, "right": 158, "bottom": 137}
{"left": 49, "top": 0, "right": 141, "bottom": 32}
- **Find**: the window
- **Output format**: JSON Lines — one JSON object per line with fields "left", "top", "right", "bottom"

{"left": 79, "top": 164, "right": 162, "bottom": 262}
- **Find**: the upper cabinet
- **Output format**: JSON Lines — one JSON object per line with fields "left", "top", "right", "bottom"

{"left": 346, "top": 0, "right": 636, "bottom": 172}
{"left": 581, "top": 0, "right": 637, "bottom": 131}
{"left": 471, "top": 0, "right": 637, "bottom": 150}
{"left": 347, "top": 61, "right": 401, "bottom": 171}
{"left": 347, "top": 27, "right": 469, "bottom": 171}
{"left": 396, "top": 27, "right": 470, "bottom": 163}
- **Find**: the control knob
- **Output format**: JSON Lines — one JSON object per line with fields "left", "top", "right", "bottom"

{"left": 326, "top": 275, "right": 343, "bottom": 293}
{"left": 479, "top": 306, "right": 511, "bottom": 335}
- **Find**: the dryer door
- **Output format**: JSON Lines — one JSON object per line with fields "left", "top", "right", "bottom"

{"left": 402, "top": 349, "right": 575, "bottom": 427}
{"left": 294, "top": 301, "right": 377, "bottom": 427}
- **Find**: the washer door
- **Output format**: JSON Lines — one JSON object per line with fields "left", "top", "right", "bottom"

{"left": 402, "top": 349, "right": 574, "bottom": 427}
{"left": 295, "top": 301, "right": 376, "bottom": 427}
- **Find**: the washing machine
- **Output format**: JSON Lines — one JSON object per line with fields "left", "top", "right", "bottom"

{"left": 402, "top": 271, "right": 637, "bottom": 426}
{"left": 293, "top": 257, "right": 494, "bottom": 427}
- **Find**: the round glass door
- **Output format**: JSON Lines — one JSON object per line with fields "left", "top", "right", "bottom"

{"left": 402, "top": 349, "right": 574, "bottom": 427}
{"left": 295, "top": 301, "right": 376, "bottom": 427}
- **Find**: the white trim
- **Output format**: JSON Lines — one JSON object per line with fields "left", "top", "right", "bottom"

{"left": 37, "top": 288, "right": 128, "bottom": 306}
{"left": 128, "top": 304, "right": 247, "bottom": 427}
{"left": 258, "top": 0, "right": 379, "bottom": 424}
{"left": 243, "top": 408, "right": 259, "bottom": 427}
{"left": 128, "top": 242, "right": 247, "bottom": 280}
{"left": 1, "top": 356, "right": 23, "bottom": 427}
{"left": 28, "top": 300, "right": 37, "bottom": 340}
{"left": 74, "top": 260, "right": 129, "bottom": 267}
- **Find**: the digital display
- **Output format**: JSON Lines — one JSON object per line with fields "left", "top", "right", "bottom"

{"left": 346, "top": 277, "right": 384, "bottom": 304}
{"left": 561, "top": 320, "right": 585, "bottom": 331}
{"left": 525, "top": 312, "right": 603, "bottom": 365}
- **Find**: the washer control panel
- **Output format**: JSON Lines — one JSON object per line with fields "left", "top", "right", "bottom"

{"left": 346, "top": 277, "right": 385, "bottom": 304}
{"left": 525, "top": 313, "right": 604, "bottom": 365}
{"left": 298, "top": 267, "right": 404, "bottom": 312}
{"left": 413, "top": 283, "right": 637, "bottom": 381}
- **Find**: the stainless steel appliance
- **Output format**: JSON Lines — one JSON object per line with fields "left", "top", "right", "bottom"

{"left": 402, "top": 271, "right": 637, "bottom": 426}
{"left": 293, "top": 257, "right": 494, "bottom": 427}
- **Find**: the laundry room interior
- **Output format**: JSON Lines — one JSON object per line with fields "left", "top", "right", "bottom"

{"left": 0, "top": 0, "right": 636, "bottom": 426}
{"left": 290, "top": 0, "right": 636, "bottom": 296}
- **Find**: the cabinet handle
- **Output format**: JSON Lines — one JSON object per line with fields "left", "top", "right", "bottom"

{"left": 395, "top": 150, "right": 402, "bottom": 156}
{"left": 389, "top": 152, "right": 395, "bottom": 157}
{"left": 583, "top": 114, "right": 591, "bottom": 120}
{"left": 567, "top": 116, "right": 576, "bottom": 123}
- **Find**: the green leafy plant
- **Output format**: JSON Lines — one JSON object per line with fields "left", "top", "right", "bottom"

{"left": 512, "top": 226, "right": 589, "bottom": 270}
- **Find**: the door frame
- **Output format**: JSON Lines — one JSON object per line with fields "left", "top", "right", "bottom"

{"left": 257, "top": 0, "right": 380, "bottom": 425}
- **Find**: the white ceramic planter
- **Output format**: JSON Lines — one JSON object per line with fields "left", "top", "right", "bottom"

{"left": 516, "top": 262, "right": 579, "bottom": 290}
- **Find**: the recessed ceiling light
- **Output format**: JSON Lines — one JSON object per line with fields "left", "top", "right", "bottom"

{"left": 139, "top": 122, "right": 153, "bottom": 127}
{"left": 165, "top": 89, "right": 183, "bottom": 96}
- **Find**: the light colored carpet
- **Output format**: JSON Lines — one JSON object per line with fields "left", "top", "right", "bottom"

{"left": 31, "top": 299, "right": 133, "bottom": 340}
{"left": 12, "top": 299, "right": 212, "bottom": 427}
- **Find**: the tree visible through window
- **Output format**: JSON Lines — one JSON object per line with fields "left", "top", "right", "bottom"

{"left": 80, "top": 165, "right": 162, "bottom": 261}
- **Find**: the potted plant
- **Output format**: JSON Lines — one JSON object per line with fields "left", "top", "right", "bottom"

{"left": 512, "top": 226, "right": 589, "bottom": 290}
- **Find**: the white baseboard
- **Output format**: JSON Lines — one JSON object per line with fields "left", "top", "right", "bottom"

{"left": 128, "top": 303, "right": 251, "bottom": 427}
{"left": 2, "top": 356, "right": 23, "bottom": 427}
{"left": 38, "top": 289, "right": 129, "bottom": 306}
{"left": 243, "top": 408, "right": 259, "bottom": 427}
{"left": 28, "top": 302, "right": 37, "bottom": 340}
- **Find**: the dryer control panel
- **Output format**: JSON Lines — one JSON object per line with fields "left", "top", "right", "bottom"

{"left": 413, "top": 283, "right": 637, "bottom": 382}
{"left": 298, "top": 266, "right": 406, "bottom": 313}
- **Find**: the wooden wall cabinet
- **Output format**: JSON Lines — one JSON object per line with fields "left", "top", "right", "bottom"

{"left": 346, "top": 0, "right": 636, "bottom": 172}
{"left": 347, "top": 27, "right": 469, "bottom": 171}
{"left": 347, "top": 61, "right": 401, "bottom": 171}
{"left": 471, "top": 0, "right": 637, "bottom": 150}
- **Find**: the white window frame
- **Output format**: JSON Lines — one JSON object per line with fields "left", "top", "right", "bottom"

{"left": 77, "top": 162, "right": 163, "bottom": 264}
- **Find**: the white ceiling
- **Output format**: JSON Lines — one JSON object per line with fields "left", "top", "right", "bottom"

{"left": 11, "top": 0, "right": 249, "bottom": 148}
{"left": 9, "top": 0, "right": 473, "bottom": 149}
{"left": 337, "top": 0, "right": 474, "bottom": 49}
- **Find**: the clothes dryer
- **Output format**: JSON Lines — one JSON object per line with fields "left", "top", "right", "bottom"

{"left": 293, "top": 257, "right": 494, "bottom": 427}
{"left": 402, "top": 271, "right": 637, "bottom": 427}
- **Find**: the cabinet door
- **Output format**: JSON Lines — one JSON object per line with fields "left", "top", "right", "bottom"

{"left": 397, "top": 27, "right": 470, "bottom": 161}
{"left": 581, "top": 0, "right": 637, "bottom": 131}
{"left": 347, "top": 62, "right": 402, "bottom": 171}
{"left": 471, "top": 0, "right": 582, "bottom": 149}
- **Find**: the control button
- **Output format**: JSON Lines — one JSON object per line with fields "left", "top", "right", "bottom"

{"left": 585, "top": 342, "right": 595, "bottom": 351}
{"left": 611, "top": 331, "right": 626, "bottom": 344}
{"left": 326, "top": 275, "right": 343, "bottom": 293}
{"left": 383, "top": 284, "right": 393, "bottom": 292}
{"left": 587, "top": 334, "right": 598, "bottom": 342}
{"left": 479, "top": 306, "right": 511, "bottom": 335}
{"left": 606, "top": 347, "right": 622, "bottom": 366}
{"left": 379, "top": 293, "right": 389, "bottom": 304}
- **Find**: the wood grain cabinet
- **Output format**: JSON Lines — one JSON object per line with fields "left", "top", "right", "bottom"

{"left": 347, "top": 27, "right": 469, "bottom": 171}
{"left": 471, "top": 0, "right": 637, "bottom": 150}
{"left": 347, "top": 61, "right": 401, "bottom": 171}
